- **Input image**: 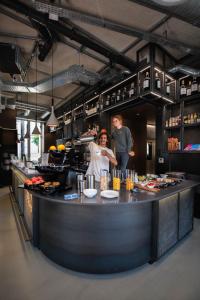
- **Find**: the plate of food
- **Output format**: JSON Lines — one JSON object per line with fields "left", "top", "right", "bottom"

{"left": 100, "top": 190, "right": 119, "bottom": 198}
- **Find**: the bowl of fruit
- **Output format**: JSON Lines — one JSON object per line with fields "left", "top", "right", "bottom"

{"left": 24, "top": 176, "right": 44, "bottom": 190}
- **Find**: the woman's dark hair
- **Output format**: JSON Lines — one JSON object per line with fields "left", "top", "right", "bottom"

{"left": 98, "top": 132, "right": 109, "bottom": 141}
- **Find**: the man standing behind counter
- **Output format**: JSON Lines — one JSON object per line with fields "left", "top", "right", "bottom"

{"left": 85, "top": 132, "right": 117, "bottom": 182}
{"left": 112, "top": 115, "right": 134, "bottom": 180}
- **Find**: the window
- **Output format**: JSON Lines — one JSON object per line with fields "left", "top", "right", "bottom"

{"left": 16, "top": 119, "right": 44, "bottom": 161}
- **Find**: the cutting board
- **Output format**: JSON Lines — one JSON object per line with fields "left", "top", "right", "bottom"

{"left": 135, "top": 183, "right": 160, "bottom": 193}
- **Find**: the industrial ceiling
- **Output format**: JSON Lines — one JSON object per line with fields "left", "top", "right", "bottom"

{"left": 0, "top": 0, "right": 200, "bottom": 119}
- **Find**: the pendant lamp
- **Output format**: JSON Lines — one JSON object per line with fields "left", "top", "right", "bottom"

{"left": 32, "top": 52, "right": 41, "bottom": 136}
{"left": 46, "top": 45, "right": 59, "bottom": 128}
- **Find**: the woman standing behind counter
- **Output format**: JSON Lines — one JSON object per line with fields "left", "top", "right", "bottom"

{"left": 112, "top": 115, "right": 135, "bottom": 180}
{"left": 85, "top": 132, "right": 117, "bottom": 182}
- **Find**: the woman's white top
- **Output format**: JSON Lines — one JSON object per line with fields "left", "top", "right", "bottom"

{"left": 86, "top": 142, "right": 115, "bottom": 182}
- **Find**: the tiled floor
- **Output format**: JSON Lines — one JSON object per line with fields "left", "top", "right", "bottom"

{"left": 0, "top": 186, "right": 200, "bottom": 300}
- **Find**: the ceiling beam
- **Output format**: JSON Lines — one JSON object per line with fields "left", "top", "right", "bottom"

{"left": 0, "top": 0, "right": 136, "bottom": 71}
{"left": 32, "top": 1, "right": 200, "bottom": 56}
{"left": 0, "top": 5, "right": 109, "bottom": 66}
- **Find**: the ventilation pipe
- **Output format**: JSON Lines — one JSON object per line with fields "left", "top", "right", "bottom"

{"left": 169, "top": 65, "right": 200, "bottom": 77}
{"left": 152, "top": 0, "right": 187, "bottom": 6}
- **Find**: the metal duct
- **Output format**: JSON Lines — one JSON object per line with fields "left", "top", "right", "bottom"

{"left": 0, "top": 65, "right": 101, "bottom": 93}
{"left": 169, "top": 65, "right": 200, "bottom": 77}
{"left": 152, "top": 0, "right": 187, "bottom": 6}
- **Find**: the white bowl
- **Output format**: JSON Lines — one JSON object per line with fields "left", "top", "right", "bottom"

{"left": 83, "top": 189, "right": 97, "bottom": 198}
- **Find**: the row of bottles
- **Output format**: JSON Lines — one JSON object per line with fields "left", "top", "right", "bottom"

{"left": 183, "top": 112, "right": 200, "bottom": 124}
{"left": 143, "top": 71, "right": 171, "bottom": 95}
{"left": 168, "top": 137, "right": 181, "bottom": 151}
{"left": 165, "top": 115, "right": 181, "bottom": 127}
{"left": 74, "top": 106, "right": 84, "bottom": 120}
{"left": 180, "top": 78, "right": 200, "bottom": 98}
{"left": 85, "top": 102, "right": 99, "bottom": 116}
{"left": 64, "top": 113, "right": 72, "bottom": 125}
{"left": 103, "top": 84, "right": 136, "bottom": 108}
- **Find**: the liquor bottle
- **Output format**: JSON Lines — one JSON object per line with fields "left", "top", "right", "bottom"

{"left": 155, "top": 72, "right": 161, "bottom": 90}
{"left": 166, "top": 78, "right": 170, "bottom": 95}
{"left": 105, "top": 95, "right": 110, "bottom": 107}
{"left": 111, "top": 92, "right": 116, "bottom": 105}
{"left": 197, "top": 113, "right": 200, "bottom": 123}
{"left": 129, "top": 83, "right": 135, "bottom": 98}
{"left": 191, "top": 77, "right": 198, "bottom": 94}
{"left": 122, "top": 87, "right": 128, "bottom": 101}
{"left": 116, "top": 89, "right": 121, "bottom": 102}
{"left": 180, "top": 80, "right": 187, "bottom": 97}
{"left": 96, "top": 101, "right": 99, "bottom": 111}
{"left": 186, "top": 81, "right": 192, "bottom": 97}
{"left": 143, "top": 72, "right": 150, "bottom": 90}
{"left": 194, "top": 112, "right": 198, "bottom": 123}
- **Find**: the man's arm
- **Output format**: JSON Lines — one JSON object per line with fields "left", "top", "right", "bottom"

{"left": 125, "top": 127, "right": 135, "bottom": 156}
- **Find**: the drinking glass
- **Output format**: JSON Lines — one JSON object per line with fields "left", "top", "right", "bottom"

{"left": 125, "top": 169, "right": 135, "bottom": 191}
{"left": 112, "top": 169, "right": 121, "bottom": 191}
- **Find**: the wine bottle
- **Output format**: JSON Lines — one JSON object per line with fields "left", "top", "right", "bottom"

{"left": 155, "top": 72, "right": 161, "bottom": 90}
{"left": 111, "top": 93, "right": 116, "bottom": 105}
{"left": 180, "top": 80, "right": 187, "bottom": 97}
{"left": 166, "top": 78, "right": 170, "bottom": 95}
{"left": 191, "top": 77, "right": 198, "bottom": 94}
{"left": 129, "top": 83, "right": 135, "bottom": 98}
{"left": 186, "top": 81, "right": 192, "bottom": 97}
{"left": 143, "top": 72, "right": 150, "bottom": 90}
{"left": 116, "top": 89, "right": 121, "bottom": 102}
{"left": 105, "top": 95, "right": 110, "bottom": 107}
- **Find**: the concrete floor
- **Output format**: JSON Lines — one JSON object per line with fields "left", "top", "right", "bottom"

{"left": 0, "top": 187, "right": 200, "bottom": 300}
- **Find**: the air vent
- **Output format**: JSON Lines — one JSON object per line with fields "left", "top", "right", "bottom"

{"left": 0, "top": 43, "right": 25, "bottom": 75}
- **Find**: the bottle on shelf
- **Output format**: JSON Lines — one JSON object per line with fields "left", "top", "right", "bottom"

{"left": 155, "top": 72, "right": 161, "bottom": 90}
{"left": 105, "top": 95, "right": 110, "bottom": 107}
{"left": 194, "top": 112, "right": 198, "bottom": 123}
{"left": 186, "top": 81, "right": 192, "bottom": 96}
{"left": 191, "top": 77, "right": 198, "bottom": 94}
{"left": 116, "top": 90, "right": 121, "bottom": 102}
{"left": 180, "top": 80, "right": 187, "bottom": 97}
{"left": 122, "top": 87, "right": 128, "bottom": 101}
{"left": 143, "top": 71, "right": 150, "bottom": 90}
{"left": 129, "top": 82, "right": 135, "bottom": 98}
{"left": 111, "top": 92, "right": 116, "bottom": 105}
{"left": 96, "top": 101, "right": 99, "bottom": 111}
{"left": 165, "top": 78, "right": 170, "bottom": 96}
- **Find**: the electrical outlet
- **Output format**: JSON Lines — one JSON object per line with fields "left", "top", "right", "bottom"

{"left": 158, "top": 157, "right": 164, "bottom": 164}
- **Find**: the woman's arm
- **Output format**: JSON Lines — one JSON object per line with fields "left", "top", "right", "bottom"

{"left": 101, "top": 150, "right": 118, "bottom": 166}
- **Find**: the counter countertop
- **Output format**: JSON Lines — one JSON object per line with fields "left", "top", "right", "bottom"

{"left": 31, "top": 180, "right": 200, "bottom": 205}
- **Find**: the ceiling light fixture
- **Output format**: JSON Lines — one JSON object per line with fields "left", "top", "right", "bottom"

{"left": 152, "top": 0, "right": 187, "bottom": 6}
{"left": 46, "top": 45, "right": 59, "bottom": 128}
{"left": 32, "top": 51, "right": 41, "bottom": 136}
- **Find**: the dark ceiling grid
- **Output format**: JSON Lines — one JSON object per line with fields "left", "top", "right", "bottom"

{"left": 31, "top": 2, "right": 200, "bottom": 56}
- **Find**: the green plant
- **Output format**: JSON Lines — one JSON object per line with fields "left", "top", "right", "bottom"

{"left": 32, "top": 136, "right": 39, "bottom": 146}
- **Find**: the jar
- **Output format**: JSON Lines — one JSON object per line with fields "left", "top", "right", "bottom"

{"left": 100, "top": 169, "right": 109, "bottom": 190}
{"left": 112, "top": 169, "right": 121, "bottom": 191}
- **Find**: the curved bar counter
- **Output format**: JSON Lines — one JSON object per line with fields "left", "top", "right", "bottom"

{"left": 11, "top": 165, "right": 199, "bottom": 273}
{"left": 30, "top": 181, "right": 198, "bottom": 274}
